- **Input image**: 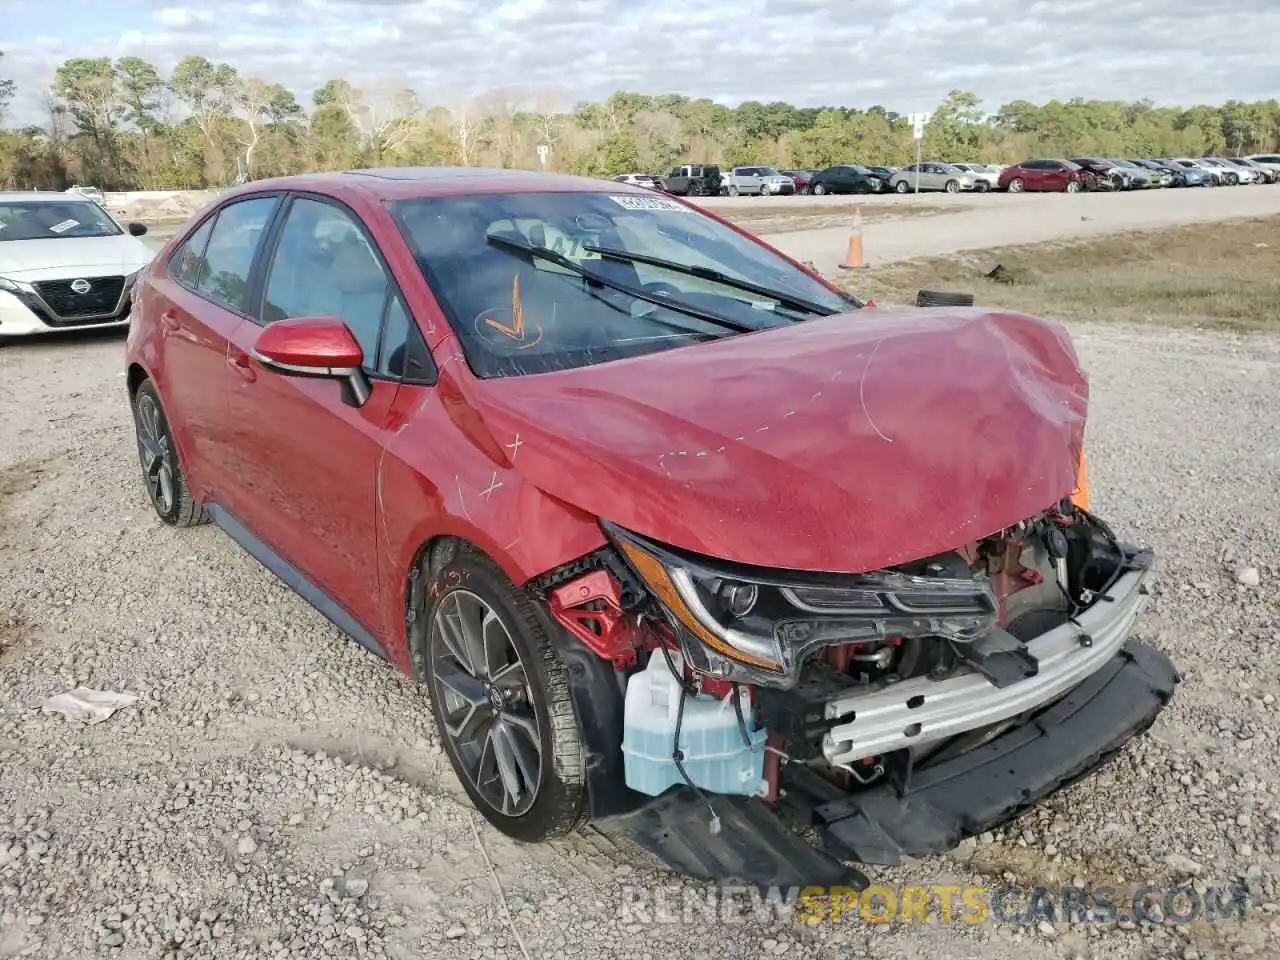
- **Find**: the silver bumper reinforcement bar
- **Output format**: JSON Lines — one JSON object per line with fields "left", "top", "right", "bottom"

{"left": 822, "top": 562, "right": 1154, "bottom": 768}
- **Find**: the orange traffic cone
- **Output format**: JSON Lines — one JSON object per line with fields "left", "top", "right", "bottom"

{"left": 838, "top": 206, "right": 867, "bottom": 270}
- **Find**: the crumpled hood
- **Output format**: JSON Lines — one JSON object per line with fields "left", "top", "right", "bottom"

{"left": 469, "top": 307, "right": 1089, "bottom": 574}
{"left": 0, "top": 235, "right": 154, "bottom": 278}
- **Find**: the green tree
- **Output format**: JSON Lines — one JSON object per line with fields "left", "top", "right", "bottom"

{"left": 114, "top": 56, "right": 163, "bottom": 132}
{"left": 0, "top": 51, "right": 15, "bottom": 123}
{"left": 169, "top": 55, "right": 239, "bottom": 149}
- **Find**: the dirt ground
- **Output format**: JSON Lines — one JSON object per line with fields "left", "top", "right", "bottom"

{"left": 838, "top": 216, "right": 1280, "bottom": 333}
{"left": 2, "top": 220, "right": 1279, "bottom": 960}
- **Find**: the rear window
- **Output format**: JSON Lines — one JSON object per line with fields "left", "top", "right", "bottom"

{"left": 392, "top": 191, "right": 852, "bottom": 379}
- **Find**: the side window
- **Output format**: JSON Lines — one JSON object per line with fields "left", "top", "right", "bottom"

{"left": 196, "top": 197, "right": 278, "bottom": 313}
{"left": 376, "top": 294, "right": 436, "bottom": 383}
{"left": 170, "top": 217, "right": 214, "bottom": 290}
{"left": 261, "top": 197, "right": 389, "bottom": 363}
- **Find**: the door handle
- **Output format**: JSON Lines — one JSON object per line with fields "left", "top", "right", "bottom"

{"left": 227, "top": 349, "right": 257, "bottom": 382}
{"left": 160, "top": 310, "right": 180, "bottom": 331}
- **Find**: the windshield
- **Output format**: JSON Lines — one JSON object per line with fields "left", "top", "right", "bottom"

{"left": 0, "top": 200, "right": 122, "bottom": 242}
{"left": 392, "top": 191, "right": 854, "bottom": 378}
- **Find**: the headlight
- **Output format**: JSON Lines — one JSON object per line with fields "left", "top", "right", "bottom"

{"left": 0, "top": 276, "right": 24, "bottom": 295}
{"left": 604, "top": 523, "right": 998, "bottom": 688}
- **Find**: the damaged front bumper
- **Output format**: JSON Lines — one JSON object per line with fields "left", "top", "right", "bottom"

{"left": 601, "top": 637, "right": 1177, "bottom": 885}
{"left": 824, "top": 551, "right": 1155, "bottom": 767}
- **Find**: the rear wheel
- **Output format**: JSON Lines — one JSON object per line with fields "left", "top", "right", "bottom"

{"left": 423, "top": 548, "right": 588, "bottom": 842}
{"left": 131, "top": 379, "right": 209, "bottom": 527}
{"left": 1066, "top": 180, "right": 1082, "bottom": 194}
{"left": 813, "top": 183, "right": 827, "bottom": 196}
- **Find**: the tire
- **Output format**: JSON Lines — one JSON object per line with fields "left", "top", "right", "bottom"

{"left": 132, "top": 379, "right": 209, "bottom": 527}
{"left": 894, "top": 180, "right": 910, "bottom": 194}
{"left": 917, "top": 289, "right": 976, "bottom": 308}
{"left": 944, "top": 179, "right": 960, "bottom": 194}
{"left": 1007, "top": 178, "right": 1024, "bottom": 193}
{"left": 800, "top": 185, "right": 811, "bottom": 195}
{"left": 727, "top": 186, "right": 739, "bottom": 197}
{"left": 1226, "top": 173, "right": 1239, "bottom": 186}
{"left": 813, "top": 183, "right": 827, "bottom": 196}
{"left": 423, "top": 547, "right": 588, "bottom": 843}
{"left": 974, "top": 181, "right": 990, "bottom": 193}
{"left": 1066, "top": 180, "right": 1082, "bottom": 194}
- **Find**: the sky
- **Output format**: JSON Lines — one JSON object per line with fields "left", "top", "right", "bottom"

{"left": 2, "top": 0, "right": 1278, "bottom": 126}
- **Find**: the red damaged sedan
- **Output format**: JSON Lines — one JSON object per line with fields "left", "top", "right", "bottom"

{"left": 125, "top": 167, "right": 1175, "bottom": 887}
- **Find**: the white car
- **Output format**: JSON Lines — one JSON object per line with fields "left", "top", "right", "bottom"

{"left": 1204, "top": 157, "right": 1262, "bottom": 184}
{"left": 950, "top": 163, "right": 1003, "bottom": 191}
{"left": 0, "top": 192, "right": 155, "bottom": 337}
{"left": 612, "top": 173, "right": 666, "bottom": 190}
{"left": 1245, "top": 154, "right": 1280, "bottom": 179}
{"left": 721, "top": 166, "right": 796, "bottom": 196}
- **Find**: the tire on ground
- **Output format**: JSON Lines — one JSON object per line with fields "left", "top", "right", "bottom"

{"left": 131, "top": 378, "right": 210, "bottom": 528}
{"left": 421, "top": 544, "right": 590, "bottom": 843}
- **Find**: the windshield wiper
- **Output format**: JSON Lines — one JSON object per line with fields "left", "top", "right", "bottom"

{"left": 484, "top": 232, "right": 755, "bottom": 334}
{"left": 582, "top": 243, "right": 842, "bottom": 317}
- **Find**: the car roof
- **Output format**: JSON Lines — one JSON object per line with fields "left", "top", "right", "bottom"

{"left": 215, "top": 166, "right": 655, "bottom": 204}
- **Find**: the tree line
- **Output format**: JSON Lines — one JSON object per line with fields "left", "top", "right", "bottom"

{"left": 1, "top": 51, "right": 1278, "bottom": 191}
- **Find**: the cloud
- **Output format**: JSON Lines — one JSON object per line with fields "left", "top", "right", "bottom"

{"left": 2, "top": 0, "right": 1277, "bottom": 126}
{"left": 152, "top": 7, "right": 215, "bottom": 27}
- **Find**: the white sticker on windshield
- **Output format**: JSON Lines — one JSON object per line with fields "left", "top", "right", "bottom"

{"left": 606, "top": 194, "right": 689, "bottom": 212}
{"left": 49, "top": 219, "right": 80, "bottom": 233}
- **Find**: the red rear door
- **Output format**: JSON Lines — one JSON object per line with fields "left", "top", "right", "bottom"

{"left": 146, "top": 195, "right": 282, "bottom": 500}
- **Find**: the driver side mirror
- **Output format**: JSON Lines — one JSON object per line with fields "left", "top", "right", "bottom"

{"left": 127, "top": 222, "right": 148, "bottom": 237}
{"left": 250, "top": 316, "right": 372, "bottom": 408}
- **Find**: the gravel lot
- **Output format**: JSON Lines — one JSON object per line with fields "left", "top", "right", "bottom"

{"left": 2, "top": 212, "right": 1279, "bottom": 959}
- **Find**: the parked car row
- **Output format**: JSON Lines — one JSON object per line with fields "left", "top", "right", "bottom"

{"left": 615, "top": 153, "right": 1280, "bottom": 198}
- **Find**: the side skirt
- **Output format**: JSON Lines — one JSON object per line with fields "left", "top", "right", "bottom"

{"left": 208, "top": 504, "right": 389, "bottom": 662}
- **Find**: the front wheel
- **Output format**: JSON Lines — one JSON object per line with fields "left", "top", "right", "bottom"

{"left": 132, "top": 379, "right": 209, "bottom": 527}
{"left": 727, "top": 185, "right": 739, "bottom": 197}
{"left": 944, "top": 179, "right": 960, "bottom": 194}
{"left": 424, "top": 548, "right": 588, "bottom": 842}
{"left": 1007, "top": 178, "right": 1024, "bottom": 193}
{"left": 974, "top": 181, "right": 990, "bottom": 193}
{"left": 895, "top": 180, "right": 910, "bottom": 194}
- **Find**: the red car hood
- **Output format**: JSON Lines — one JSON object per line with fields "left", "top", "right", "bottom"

{"left": 467, "top": 307, "right": 1089, "bottom": 574}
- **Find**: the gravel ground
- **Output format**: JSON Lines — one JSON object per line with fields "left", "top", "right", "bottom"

{"left": 1, "top": 317, "right": 1278, "bottom": 960}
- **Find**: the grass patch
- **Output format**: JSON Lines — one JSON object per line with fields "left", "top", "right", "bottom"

{"left": 727, "top": 202, "right": 959, "bottom": 235}
{"left": 836, "top": 215, "right": 1280, "bottom": 333}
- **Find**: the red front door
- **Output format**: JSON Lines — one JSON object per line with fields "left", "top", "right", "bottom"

{"left": 215, "top": 193, "right": 422, "bottom": 640}
{"left": 219, "top": 340, "right": 400, "bottom": 639}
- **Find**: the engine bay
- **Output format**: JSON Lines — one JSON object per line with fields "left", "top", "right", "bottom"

{"left": 533, "top": 498, "right": 1149, "bottom": 817}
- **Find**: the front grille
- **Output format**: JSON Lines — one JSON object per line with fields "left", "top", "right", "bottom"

{"left": 33, "top": 275, "right": 126, "bottom": 320}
